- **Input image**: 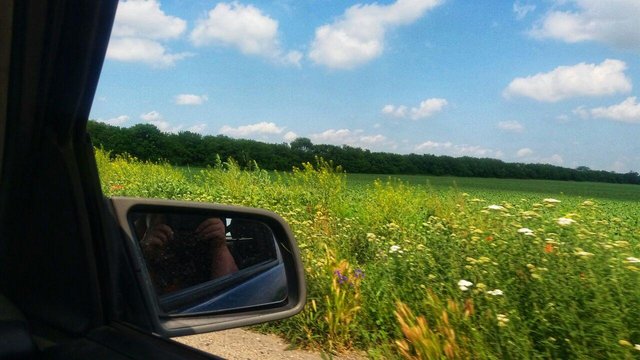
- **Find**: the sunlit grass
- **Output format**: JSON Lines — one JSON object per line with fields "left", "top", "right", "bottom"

{"left": 98, "top": 149, "right": 640, "bottom": 359}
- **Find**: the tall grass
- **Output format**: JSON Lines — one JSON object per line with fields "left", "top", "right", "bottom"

{"left": 97, "top": 149, "right": 640, "bottom": 359}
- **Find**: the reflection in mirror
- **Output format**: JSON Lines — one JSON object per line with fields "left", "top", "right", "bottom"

{"left": 129, "top": 210, "right": 287, "bottom": 315}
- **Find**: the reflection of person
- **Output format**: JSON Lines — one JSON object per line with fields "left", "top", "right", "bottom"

{"left": 136, "top": 214, "right": 238, "bottom": 294}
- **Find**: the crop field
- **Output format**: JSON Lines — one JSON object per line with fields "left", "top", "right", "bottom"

{"left": 98, "top": 151, "right": 640, "bottom": 359}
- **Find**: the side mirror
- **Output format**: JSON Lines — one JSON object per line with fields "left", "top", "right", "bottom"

{"left": 110, "top": 197, "right": 306, "bottom": 337}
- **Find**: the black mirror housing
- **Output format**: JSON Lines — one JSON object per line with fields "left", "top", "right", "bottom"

{"left": 110, "top": 197, "right": 306, "bottom": 337}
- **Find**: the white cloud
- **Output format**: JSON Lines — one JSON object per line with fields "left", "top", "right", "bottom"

{"left": 415, "top": 140, "right": 452, "bottom": 151}
{"left": 219, "top": 122, "right": 284, "bottom": 137}
{"left": 112, "top": 0, "right": 186, "bottom": 40}
{"left": 498, "top": 120, "right": 525, "bottom": 132}
{"left": 190, "top": 2, "right": 301, "bottom": 66}
{"left": 411, "top": 98, "right": 448, "bottom": 119}
{"left": 309, "top": 0, "right": 442, "bottom": 69}
{"left": 107, "top": 0, "right": 190, "bottom": 67}
{"left": 589, "top": 97, "right": 640, "bottom": 123}
{"left": 503, "top": 59, "right": 632, "bottom": 102}
{"left": 283, "top": 131, "right": 298, "bottom": 142}
{"left": 382, "top": 105, "right": 408, "bottom": 118}
{"left": 513, "top": 1, "right": 536, "bottom": 20}
{"left": 187, "top": 124, "right": 208, "bottom": 134}
{"left": 575, "top": 97, "right": 640, "bottom": 123}
{"left": 309, "top": 129, "right": 393, "bottom": 150}
{"left": 140, "top": 110, "right": 162, "bottom": 122}
{"left": 572, "top": 106, "right": 589, "bottom": 119}
{"left": 107, "top": 38, "right": 192, "bottom": 67}
{"left": 530, "top": 0, "right": 640, "bottom": 51}
{"left": 383, "top": 98, "right": 447, "bottom": 120}
{"left": 140, "top": 111, "right": 182, "bottom": 133}
{"left": 414, "top": 141, "right": 502, "bottom": 158}
{"left": 175, "top": 94, "right": 208, "bottom": 105}
{"left": 99, "top": 115, "right": 130, "bottom": 126}
{"left": 541, "top": 154, "right": 564, "bottom": 166}
{"left": 516, "top": 147, "right": 534, "bottom": 157}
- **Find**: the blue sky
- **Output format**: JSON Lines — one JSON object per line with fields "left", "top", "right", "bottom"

{"left": 90, "top": 0, "right": 640, "bottom": 173}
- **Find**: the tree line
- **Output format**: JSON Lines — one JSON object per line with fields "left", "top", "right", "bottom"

{"left": 87, "top": 121, "right": 640, "bottom": 185}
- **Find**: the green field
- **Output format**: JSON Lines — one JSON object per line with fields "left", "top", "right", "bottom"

{"left": 348, "top": 173, "right": 640, "bottom": 202}
{"left": 104, "top": 153, "right": 640, "bottom": 359}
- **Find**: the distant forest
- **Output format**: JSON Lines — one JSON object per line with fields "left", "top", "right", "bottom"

{"left": 87, "top": 121, "right": 640, "bottom": 185}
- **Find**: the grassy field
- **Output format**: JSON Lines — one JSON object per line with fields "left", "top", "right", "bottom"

{"left": 181, "top": 166, "right": 640, "bottom": 202}
{"left": 105, "top": 153, "right": 640, "bottom": 359}
{"left": 348, "top": 173, "right": 640, "bottom": 202}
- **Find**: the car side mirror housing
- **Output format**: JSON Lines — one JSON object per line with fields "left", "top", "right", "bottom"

{"left": 110, "top": 197, "right": 306, "bottom": 337}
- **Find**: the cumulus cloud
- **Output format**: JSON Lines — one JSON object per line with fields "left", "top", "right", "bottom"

{"left": 576, "top": 96, "right": 640, "bottom": 123}
{"left": 529, "top": 0, "right": 640, "bottom": 51}
{"left": 513, "top": 1, "right": 536, "bottom": 20}
{"left": 99, "top": 115, "right": 130, "bottom": 126}
{"left": 190, "top": 2, "right": 302, "bottom": 66}
{"left": 382, "top": 105, "right": 408, "bottom": 118}
{"left": 283, "top": 131, "right": 298, "bottom": 142}
{"left": 503, "top": 59, "right": 632, "bottom": 102}
{"left": 111, "top": 0, "right": 186, "bottom": 39}
{"left": 107, "top": 38, "right": 192, "bottom": 67}
{"left": 498, "top": 120, "right": 524, "bottom": 132}
{"left": 107, "top": 0, "right": 190, "bottom": 67}
{"left": 309, "top": 0, "right": 442, "bottom": 69}
{"left": 175, "top": 94, "right": 208, "bottom": 105}
{"left": 516, "top": 147, "right": 534, "bottom": 157}
{"left": 140, "top": 111, "right": 183, "bottom": 133}
{"left": 187, "top": 124, "right": 208, "bottom": 134}
{"left": 219, "top": 122, "right": 284, "bottom": 137}
{"left": 414, "top": 140, "right": 502, "bottom": 158}
{"left": 541, "top": 154, "right": 564, "bottom": 166}
{"left": 383, "top": 98, "right": 447, "bottom": 120}
{"left": 309, "top": 129, "right": 393, "bottom": 150}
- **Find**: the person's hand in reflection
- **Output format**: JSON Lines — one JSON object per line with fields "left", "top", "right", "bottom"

{"left": 196, "top": 217, "right": 239, "bottom": 278}
{"left": 137, "top": 214, "right": 239, "bottom": 294}
{"left": 139, "top": 215, "right": 172, "bottom": 260}
{"left": 195, "top": 217, "right": 226, "bottom": 247}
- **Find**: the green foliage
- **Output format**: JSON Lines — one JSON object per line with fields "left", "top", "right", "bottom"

{"left": 88, "top": 120, "right": 640, "bottom": 185}
{"left": 96, "top": 148, "right": 640, "bottom": 358}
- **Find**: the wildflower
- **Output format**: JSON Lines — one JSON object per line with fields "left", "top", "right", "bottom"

{"left": 389, "top": 245, "right": 401, "bottom": 253}
{"left": 624, "top": 257, "right": 640, "bottom": 264}
{"left": 544, "top": 243, "right": 554, "bottom": 254}
{"left": 485, "top": 235, "right": 493, "bottom": 241}
{"left": 543, "top": 198, "right": 561, "bottom": 204}
{"left": 517, "top": 227, "right": 534, "bottom": 236}
{"left": 619, "top": 340, "right": 633, "bottom": 347}
{"left": 575, "top": 251, "right": 594, "bottom": 257}
{"left": 487, "top": 289, "right": 503, "bottom": 296}
{"left": 458, "top": 279, "right": 473, "bottom": 291}
{"left": 496, "top": 314, "right": 509, "bottom": 327}
{"left": 520, "top": 210, "right": 540, "bottom": 219}
{"left": 487, "top": 205, "right": 505, "bottom": 211}
{"left": 333, "top": 270, "right": 349, "bottom": 285}
{"left": 354, "top": 268, "right": 365, "bottom": 279}
{"left": 366, "top": 232, "right": 376, "bottom": 241}
{"left": 557, "top": 217, "right": 576, "bottom": 226}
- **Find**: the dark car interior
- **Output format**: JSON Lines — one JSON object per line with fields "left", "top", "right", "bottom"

{"left": 1, "top": 1, "right": 306, "bottom": 357}
{"left": 0, "top": 1, "right": 217, "bottom": 358}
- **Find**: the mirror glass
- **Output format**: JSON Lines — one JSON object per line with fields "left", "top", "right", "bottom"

{"left": 128, "top": 210, "right": 287, "bottom": 315}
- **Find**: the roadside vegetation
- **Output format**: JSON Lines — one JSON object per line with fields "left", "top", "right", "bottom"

{"left": 96, "top": 149, "right": 640, "bottom": 359}
{"left": 89, "top": 120, "right": 640, "bottom": 185}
